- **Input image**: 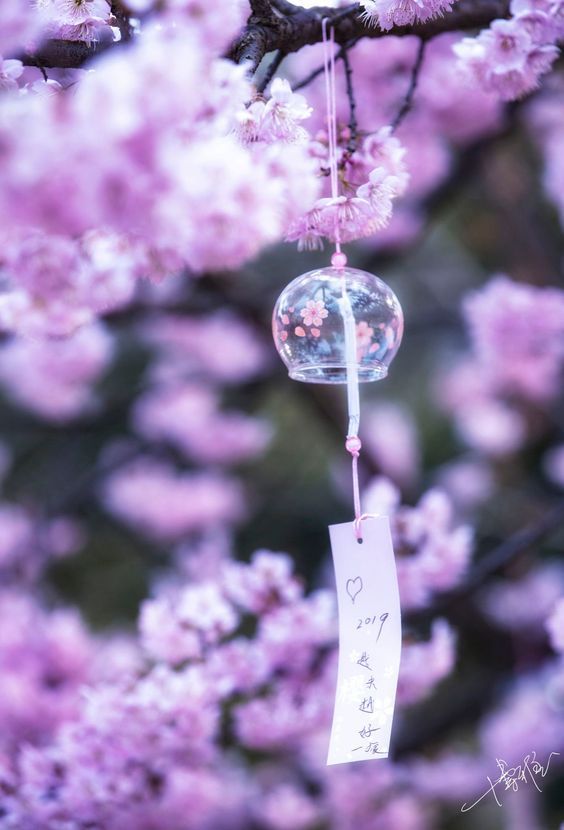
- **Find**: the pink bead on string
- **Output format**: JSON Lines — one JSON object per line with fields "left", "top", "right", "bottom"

{"left": 331, "top": 251, "right": 348, "bottom": 269}
{"left": 345, "top": 435, "right": 362, "bottom": 454}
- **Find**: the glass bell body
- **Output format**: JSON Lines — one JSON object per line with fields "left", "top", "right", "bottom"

{"left": 272, "top": 266, "right": 404, "bottom": 384}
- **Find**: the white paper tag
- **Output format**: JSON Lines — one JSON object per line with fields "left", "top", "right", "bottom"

{"left": 327, "top": 517, "right": 401, "bottom": 765}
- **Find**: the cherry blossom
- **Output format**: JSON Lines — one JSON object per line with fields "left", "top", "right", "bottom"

{"left": 300, "top": 299, "right": 329, "bottom": 327}
{"left": 464, "top": 275, "right": 564, "bottom": 402}
{"left": 259, "top": 78, "right": 313, "bottom": 143}
{"left": 132, "top": 382, "right": 271, "bottom": 465}
{"left": 0, "top": 322, "right": 114, "bottom": 421}
{"left": 0, "top": 57, "right": 23, "bottom": 91}
{"left": 360, "top": 0, "right": 456, "bottom": 30}
{"left": 49, "top": 0, "right": 111, "bottom": 25}
{"left": 0, "top": 0, "right": 44, "bottom": 53}
{"left": 102, "top": 457, "right": 245, "bottom": 541}
{"left": 364, "top": 478, "right": 474, "bottom": 609}
{"left": 397, "top": 619, "right": 457, "bottom": 705}
{"left": 454, "top": 4, "right": 561, "bottom": 100}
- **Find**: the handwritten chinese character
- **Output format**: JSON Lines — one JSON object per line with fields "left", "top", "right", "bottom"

{"left": 357, "top": 652, "right": 371, "bottom": 670}
{"left": 359, "top": 696, "right": 374, "bottom": 714}
{"left": 359, "top": 724, "right": 380, "bottom": 739}
{"left": 366, "top": 676, "right": 377, "bottom": 690}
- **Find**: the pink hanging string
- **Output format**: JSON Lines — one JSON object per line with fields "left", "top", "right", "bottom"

{"left": 321, "top": 19, "right": 366, "bottom": 541}
{"left": 321, "top": 19, "right": 340, "bottom": 240}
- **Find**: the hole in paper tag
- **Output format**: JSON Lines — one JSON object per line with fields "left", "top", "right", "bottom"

{"left": 327, "top": 517, "right": 401, "bottom": 766}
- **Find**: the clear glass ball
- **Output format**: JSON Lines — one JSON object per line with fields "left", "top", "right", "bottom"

{"left": 272, "top": 266, "right": 403, "bottom": 384}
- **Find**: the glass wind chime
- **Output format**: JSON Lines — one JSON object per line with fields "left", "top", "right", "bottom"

{"left": 272, "top": 21, "right": 404, "bottom": 766}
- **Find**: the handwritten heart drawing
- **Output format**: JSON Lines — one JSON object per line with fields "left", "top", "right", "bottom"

{"left": 346, "top": 576, "right": 363, "bottom": 604}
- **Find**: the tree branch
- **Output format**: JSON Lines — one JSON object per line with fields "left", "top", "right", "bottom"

{"left": 405, "top": 498, "right": 564, "bottom": 627}
{"left": 20, "top": 36, "right": 116, "bottom": 69}
{"left": 256, "top": 49, "right": 287, "bottom": 93}
{"left": 341, "top": 47, "right": 358, "bottom": 156}
{"left": 21, "top": 0, "right": 510, "bottom": 71}
{"left": 391, "top": 38, "right": 426, "bottom": 131}
{"left": 293, "top": 37, "right": 360, "bottom": 91}
{"left": 229, "top": 0, "right": 510, "bottom": 73}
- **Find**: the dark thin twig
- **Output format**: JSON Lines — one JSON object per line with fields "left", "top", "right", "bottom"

{"left": 391, "top": 38, "right": 426, "bottom": 132}
{"left": 293, "top": 62, "right": 326, "bottom": 92}
{"left": 256, "top": 49, "right": 286, "bottom": 93}
{"left": 325, "top": 4, "right": 360, "bottom": 26}
{"left": 341, "top": 47, "right": 358, "bottom": 156}
{"left": 459, "top": 500, "right": 564, "bottom": 593}
{"left": 293, "top": 37, "right": 361, "bottom": 91}
{"left": 406, "top": 498, "right": 564, "bottom": 626}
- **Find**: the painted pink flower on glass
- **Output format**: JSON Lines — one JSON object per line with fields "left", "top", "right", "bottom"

{"left": 300, "top": 299, "right": 328, "bottom": 328}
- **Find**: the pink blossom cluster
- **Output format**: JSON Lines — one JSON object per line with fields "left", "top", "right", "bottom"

{"left": 0, "top": 591, "right": 94, "bottom": 752}
{"left": 132, "top": 382, "right": 271, "bottom": 465}
{"left": 464, "top": 275, "right": 564, "bottom": 402}
{"left": 0, "top": 230, "right": 136, "bottom": 337}
{"left": 439, "top": 360, "right": 528, "bottom": 456}
{"left": 37, "top": 0, "right": 114, "bottom": 46}
{"left": 435, "top": 457, "right": 494, "bottom": 512}
{"left": 1, "top": 0, "right": 550, "bottom": 335}
{"left": 0, "top": 0, "right": 44, "bottom": 55}
{"left": 360, "top": 0, "right": 456, "bottom": 31}
{"left": 407, "top": 652, "right": 564, "bottom": 812}
{"left": 0, "top": 56, "right": 23, "bottom": 92}
{"left": 407, "top": 752, "right": 489, "bottom": 804}
{"left": 364, "top": 477, "right": 474, "bottom": 609}
{"left": 454, "top": 0, "right": 563, "bottom": 101}
{"left": 236, "top": 77, "right": 313, "bottom": 144}
{"left": 397, "top": 618, "right": 457, "bottom": 705}
{"left": 0, "top": 504, "right": 82, "bottom": 584}
{"left": 439, "top": 275, "right": 564, "bottom": 456}
{"left": 92, "top": 309, "right": 271, "bottom": 544}
{"left": 0, "top": 549, "right": 465, "bottom": 829}
{"left": 102, "top": 456, "right": 245, "bottom": 542}
{"left": 140, "top": 311, "right": 269, "bottom": 385}
{"left": 286, "top": 126, "right": 410, "bottom": 249}
{"left": 471, "top": 591, "right": 564, "bottom": 794}
{"left": 0, "top": 21, "right": 320, "bottom": 333}
{"left": 481, "top": 562, "right": 564, "bottom": 633}
{"left": 362, "top": 401, "right": 421, "bottom": 486}
{"left": 0, "top": 322, "right": 114, "bottom": 421}
{"left": 124, "top": 0, "right": 249, "bottom": 53}
{"left": 481, "top": 669, "right": 564, "bottom": 766}
{"left": 0, "top": 0, "right": 559, "bottom": 337}
{"left": 286, "top": 34, "right": 503, "bottom": 252}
